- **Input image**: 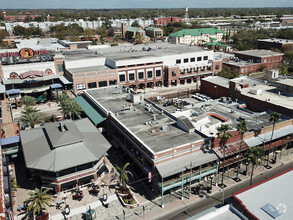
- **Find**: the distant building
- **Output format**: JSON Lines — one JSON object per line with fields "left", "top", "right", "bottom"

{"left": 280, "top": 17, "right": 293, "bottom": 24}
{"left": 223, "top": 50, "right": 284, "bottom": 74}
{"left": 257, "top": 38, "right": 293, "bottom": 50}
{"left": 125, "top": 27, "right": 149, "bottom": 42}
{"left": 2, "top": 11, "right": 40, "bottom": 22}
{"left": 20, "top": 119, "right": 111, "bottom": 193}
{"left": 145, "top": 27, "right": 163, "bottom": 39}
{"left": 154, "top": 17, "right": 182, "bottom": 26}
{"left": 233, "top": 168, "right": 293, "bottom": 220}
{"left": 168, "top": 28, "right": 225, "bottom": 45}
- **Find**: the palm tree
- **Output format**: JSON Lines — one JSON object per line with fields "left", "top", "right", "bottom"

{"left": 24, "top": 188, "right": 51, "bottom": 217}
{"left": 115, "top": 163, "right": 133, "bottom": 190}
{"left": 217, "top": 124, "right": 233, "bottom": 187}
{"left": 266, "top": 112, "right": 282, "bottom": 167}
{"left": 247, "top": 146, "right": 264, "bottom": 186}
{"left": 21, "top": 106, "right": 39, "bottom": 115}
{"left": 21, "top": 95, "right": 36, "bottom": 106}
{"left": 235, "top": 121, "right": 248, "bottom": 181}
{"left": 56, "top": 93, "right": 70, "bottom": 105}
{"left": 59, "top": 99, "right": 82, "bottom": 120}
{"left": 20, "top": 111, "right": 43, "bottom": 128}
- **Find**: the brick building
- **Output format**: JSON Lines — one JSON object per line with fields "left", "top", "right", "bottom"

{"left": 145, "top": 27, "right": 163, "bottom": 39}
{"left": 257, "top": 38, "right": 293, "bottom": 50}
{"left": 2, "top": 11, "right": 40, "bottom": 22}
{"left": 153, "top": 17, "right": 182, "bottom": 26}
{"left": 223, "top": 50, "right": 284, "bottom": 74}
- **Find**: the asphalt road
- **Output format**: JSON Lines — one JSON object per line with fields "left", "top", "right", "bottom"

{"left": 158, "top": 161, "right": 293, "bottom": 220}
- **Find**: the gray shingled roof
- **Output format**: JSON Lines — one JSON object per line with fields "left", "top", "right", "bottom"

{"left": 20, "top": 118, "right": 111, "bottom": 172}
{"left": 156, "top": 149, "right": 218, "bottom": 178}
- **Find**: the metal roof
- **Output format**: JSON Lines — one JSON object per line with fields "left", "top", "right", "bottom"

{"left": 59, "top": 76, "right": 72, "bottom": 85}
{"left": 74, "top": 96, "right": 106, "bottom": 126}
{"left": 170, "top": 28, "right": 225, "bottom": 37}
{"left": 50, "top": 83, "right": 62, "bottom": 89}
{"left": 0, "top": 136, "right": 20, "bottom": 146}
{"left": 245, "top": 125, "right": 293, "bottom": 147}
{"left": 234, "top": 169, "right": 293, "bottom": 220}
{"left": 20, "top": 118, "right": 111, "bottom": 172}
{"left": 156, "top": 149, "right": 218, "bottom": 178}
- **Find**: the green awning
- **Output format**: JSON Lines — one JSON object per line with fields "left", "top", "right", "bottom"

{"left": 204, "top": 42, "right": 230, "bottom": 47}
{"left": 74, "top": 96, "right": 106, "bottom": 126}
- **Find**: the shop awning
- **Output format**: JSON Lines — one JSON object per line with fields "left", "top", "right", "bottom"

{"left": 6, "top": 89, "right": 20, "bottom": 95}
{"left": 0, "top": 136, "right": 20, "bottom": 146}
{"left": 156, "top": 149, "right": 218, "bottom": 178}
{"left": 60, "top": 76, "right": 73, "bottom": 85}
{"left": 245, "top": 125, "right": 293, "bottom": 147}
{"left": 0, "top": 83, "right": 6, "bottom": 94}
{"left": 50, "top": 83, "right": 63, "bottom": 89}
{"left": 74, "top": 96, "right": 106, "bottom": 126}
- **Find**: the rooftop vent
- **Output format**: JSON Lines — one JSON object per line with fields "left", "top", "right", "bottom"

{"left": 58, "top": 122, "right": 68, "bottom": 132}
{"left": 160, "top": 125, "right": 168, "bottom": 131}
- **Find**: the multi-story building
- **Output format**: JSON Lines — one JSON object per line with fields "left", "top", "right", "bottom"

{"left": 145, "top": 27, "right": 163, "bottom": 39}
{"left": 2, "top": 11, "right": 40, "bottom": 22}
{"left": 223, "top": 50, "right": 284, "bottom": 74}
{"left": 81, "top": 85, "right": 293, "bottom": 206}
{"left": 168, "top": 28, "right": 225, "bottom": 45}
{"left": 154, "top": 17, "right": 182, "bottom": 26}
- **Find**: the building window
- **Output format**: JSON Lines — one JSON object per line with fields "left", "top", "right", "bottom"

{"left": 184, "top": 58, "right": 188, "bottom": 63}
{"left": 264, "top": 59, "right": 267, "bottom": 63}
{"left": 190, "top": 57, "right": 195, "bottom": 62}
{"left": 197, "top": 57, "right": 202, "bottom": 61}
{"left": 176, "top": 59, "right": 181, "bottom": 64}
{"left": 138, "top": 71, "right": 144, "bottom": 79}
{"left": 172, "top": 71, "right": 176, "bottom": 76}
{"left": 147, "top": 70, "right": 153, "bottom": 78}
{"left": 215, "top": 65, "right": 219, "bottom": 70}
{"left": 204, "top": 56, "right": 208, "bottom": 60}
{"left": 118, "top": 66, "right": 125, "bottom": 68}
{"left": 128, "top": 72, "right": 135, "bottom": 81}
{"left": 156, "top": 69, "right": 161, "bottom": 77}
{"left": 58, "top": 64, "right": 63, "bottom": 72}
{"left": 119, "top": 74, "right": 126, "bottom": 82}
{"left": 99, "top": 81, "right": 108, "bottom": 87}
{"left": 76, "top": 84, "right": 86, "bottom": 91}
{"left": 88, "top": 82, "right": 97, "bottom": 89}
{"left": 109, "top": 80, "right": 117, "bottom": 86}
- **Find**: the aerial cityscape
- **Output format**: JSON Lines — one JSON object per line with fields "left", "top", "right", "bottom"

{"left": 0, "top": 2, "right": 293, "bottom": 220}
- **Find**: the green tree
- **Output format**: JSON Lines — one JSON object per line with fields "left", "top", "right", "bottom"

{"left": 13, "top": 25, "right": 29, "bottom": 37}
{"left": 24, "top": 188, "right": 51, "bottom": 217}
{"left": 20, "top": 111, "right": 43, "bottom": 129}
{"left": 56, "top": 93, "right": 70, "bottom": 104}
{"left": 131, "top": 21, "right": 140, "bottom": 27}
{"left": 217, "top": 124, "right": 233, "bottom": 186}
{"left": 235, "top": 121, "right": 248, "bottom": 181}
{"left": 102, "top": 18, "right": 112, "bottom": 29}
{"left": 247, "top": 146, "right": 264, "bottom": 186}
{"left": 115, "top": 163, "right": 133, "bottom": 190}
{"left": 134, "top": 34, "right": 143, "bottom": 44}
{"left": 21, "top": 106, "right": 39, "bottom": 115}
{"left": 58, "top": 98, "right": 82, "bottom": 120}
{"left": 266, "top": 112, "right": 282, "bottom": 167}
{"left": 21, "top": 96, "right": 36, "bottom": 107}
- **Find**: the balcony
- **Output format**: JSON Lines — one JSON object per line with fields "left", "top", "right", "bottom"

{"left": 157, "top": 165, "right": 217, "bottom": 192}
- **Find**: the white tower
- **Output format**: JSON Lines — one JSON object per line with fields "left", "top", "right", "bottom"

{"left": 185, "top": 6, "right": 189, "bottom": 21}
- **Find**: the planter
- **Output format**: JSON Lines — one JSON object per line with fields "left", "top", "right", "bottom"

{"left": 117, "top": 186, "right": 131, "bottom": 197}
{"left": 118, "top": 193, "right": 139, "bottom": 209}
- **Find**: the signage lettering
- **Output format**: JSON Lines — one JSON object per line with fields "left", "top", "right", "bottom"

{"left": 0, "top": 50, "right": 48, "bottom": 58}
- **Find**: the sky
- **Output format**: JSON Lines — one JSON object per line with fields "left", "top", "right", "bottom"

{"left": 0, "top": 0, "right": 293, "bottom": 9}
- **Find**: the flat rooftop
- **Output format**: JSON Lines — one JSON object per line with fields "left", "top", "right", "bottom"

{"left": 85, "top": 86, "right": 280, "bottom": 153}
{"left": 234, "top": 169, "right": 293, "bottom": 220}
{"left": 201, "top": 76, "right": 229, "bottom": 88}
{"left": 276, "top": 79, "right": 293, "bottom": 87}
{"left": 61, "top": 49, "right": 103, "bottom": 61}
{"left": 230, "top": 77, "right": 264, "bottom": 87}
{"left": 241, "top": 84, "right": 293, "bottom": 110}
{"left": 67, "top": 65, "right": 112, "bottom": 74}
{"left": 234, "top": 50, "right": 284, "bottom": 58}
{"left": 223, "top": 60, "right": 257, "bottom": 67}
{"left": 98, "top": 42, "right": 210, "bottom": 61}
{"left": 86, "top": 87, "right": 206, "bottom": 153}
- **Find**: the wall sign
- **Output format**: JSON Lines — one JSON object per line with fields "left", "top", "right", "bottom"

{"left": 9, "top": 72, "right": 18, "bottom": 79}
{"left": 19, "top": 48, "right": 35, "bottom": 59}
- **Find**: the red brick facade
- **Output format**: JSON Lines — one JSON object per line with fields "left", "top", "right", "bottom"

{"left": 154, "top": 17, "right": 182, "bottom": 26}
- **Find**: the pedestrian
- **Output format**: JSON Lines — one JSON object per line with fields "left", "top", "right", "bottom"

{"left": 17, "top": 205, "right": 21, "bottom": 212}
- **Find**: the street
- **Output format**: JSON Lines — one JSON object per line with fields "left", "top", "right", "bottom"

{"left": 159, "top": 160, "right": 293, "bottom": 220}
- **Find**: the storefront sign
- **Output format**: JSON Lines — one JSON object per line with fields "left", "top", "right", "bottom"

{"left": 19, "top": 48, "right": 35, "bottom": 59}
{"left": 0, "top": 49, "right": 48, "bottom": 58}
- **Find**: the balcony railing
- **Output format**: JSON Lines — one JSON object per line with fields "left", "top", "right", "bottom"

{"left": 157, "top": 165, "right": 217, "bottom": 192}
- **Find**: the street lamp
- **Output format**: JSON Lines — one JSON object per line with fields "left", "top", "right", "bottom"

{"left": 214, "top": 85, "right": 217, "bottom": 98}
{"left": 219, "top": 188, "right": 225, "bottom": 205}
{"left": 245, "top": 161, "right": 249, "bottom": 176}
